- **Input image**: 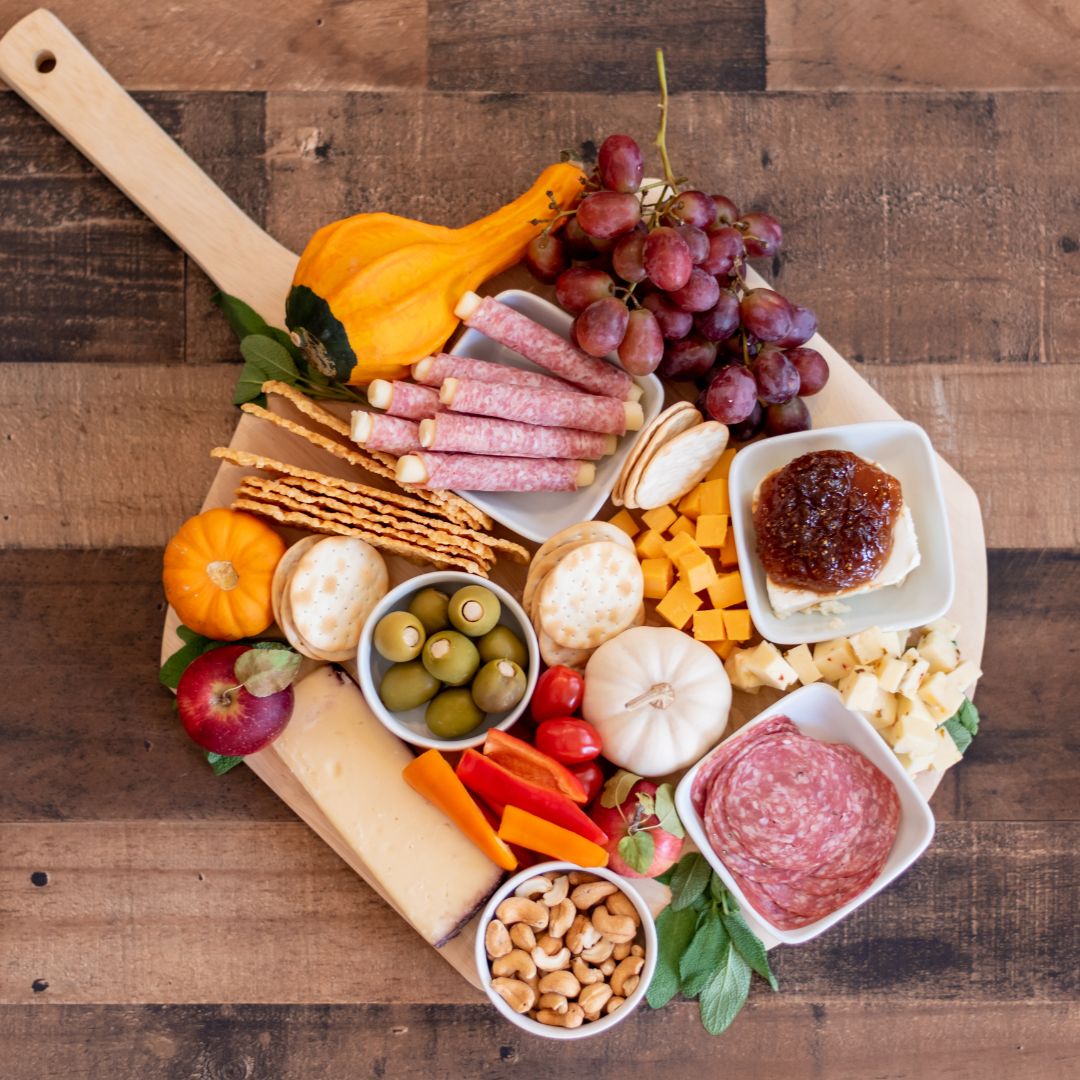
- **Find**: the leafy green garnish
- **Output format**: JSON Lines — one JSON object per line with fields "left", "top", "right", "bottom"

{"left": 649, "top": 852, "right": 778, "bottom": 1034}
{"left": 158, "top": 626, "right": 229, "bottom": 690}
{"left": 599, "top": 771, "right": 686, "bottom": 874}
{"left": 942, "top": 696, "right": 980, "bottom": 755}
{"left": 206, "top": 752, "right": 245, "bottom": 776}
{"left": 618, "top": 830, "right": 655, "bottom": 875}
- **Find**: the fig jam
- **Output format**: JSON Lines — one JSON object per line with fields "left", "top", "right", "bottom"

{"left": 753, "top": 450, "right": 902, "bottom": 592}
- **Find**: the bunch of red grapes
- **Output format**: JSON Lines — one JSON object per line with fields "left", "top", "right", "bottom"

{"left": 524, "top": 134, "right": 829, "bottom": 439}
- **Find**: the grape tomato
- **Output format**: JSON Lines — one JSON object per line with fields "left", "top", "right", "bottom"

{"left": 530, "top": 665, "right": 585, "bottom": 723}
{"left": 535, "top": 718, "right": 603, "bottom": 765}
{"left": 570, "top": 761, "right": 605, "bottom": 805}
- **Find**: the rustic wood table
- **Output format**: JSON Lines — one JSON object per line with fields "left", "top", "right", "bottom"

{"left": 1, "top": 2, "right": 1078, "bottom": 1076}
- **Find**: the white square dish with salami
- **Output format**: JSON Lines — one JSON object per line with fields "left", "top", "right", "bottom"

{"left": 675, "top": 682, "right": 935, "bottom": 945}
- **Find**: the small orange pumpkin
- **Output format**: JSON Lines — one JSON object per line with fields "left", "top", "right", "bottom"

{"left": 163, "top": 508, "right": 285, "bottom": 640}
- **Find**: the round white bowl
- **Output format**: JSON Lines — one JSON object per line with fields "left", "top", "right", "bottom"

{"left": 357, "top": 570, "right": 539, "bottom": 751}
{"left": 474, "top": 861, "right": 658, "bottom": 1040}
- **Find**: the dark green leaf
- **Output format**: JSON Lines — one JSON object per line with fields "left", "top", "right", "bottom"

{"left": 176, "top": 625, "right": 204, "bottom": 646}
{"left": 699, "top": 944, "right": 751, "bottom": 1035}
{"left": 600, "top": 769, "right": 642, "bottom": 809}
{"left": 647, "top": 905, "right": 698, "bottom": 1009}
{"left": 669, "top": 852, "right": 712, "bottom": 911}
{"left": 234, "top": 647, "right": 301, "bottom": 697}
{"left": 941, "top": 697, "right": 980, "bottom": 755}
{"left": 617, "top": 830, "right": 655, "bottom": 875}
{"left": 206, "top": 752, "right": 244, "bottom": 776}
{"left": 213, "top": 292, "right": 298, "bottom": 356}
{"left": 956, "top": 697, "right": 980, "bottom": 735}
{"left": 679, "top": 916, "right": 729, "bottom": 998}
{"left": 239, "top": 334, "right": 300, "bottom": 385}
{"left": 709, "top": 872, "right": 729, "bottom": 903}
{"left": 944, "top": 716, "right": 973, "bottom": 754}
{"left": 233, "top": 360, "right": 270, "bottom": 406}
{"left": 655, "top": 865, "right": 677, "bottom": 886}
{"left": 159, "top": 640, "right": 204, "bottom": 690}
{"left": 721, "top": 908, "right": 778, "bottom": 991}
{"left": 654, "top": 782, "right": 685, "bottom": 838}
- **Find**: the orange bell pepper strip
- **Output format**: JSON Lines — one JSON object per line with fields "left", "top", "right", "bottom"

{"left": 482, "top": 728, "right": 588, "bottom": 803}
{"left": 498, "top": 805, "right": 609, "bottom": 869}
{"left": 402, "top": 750, "right": 518, "bottom": 872}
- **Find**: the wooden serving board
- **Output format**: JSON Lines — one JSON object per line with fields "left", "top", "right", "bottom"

{"left": 1, "top": 7, "right": 987, "bottom": 987}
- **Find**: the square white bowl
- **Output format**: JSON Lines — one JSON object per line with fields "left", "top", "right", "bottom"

{"left": 449, "top": 289, "right": 664, "bottom": 543}
{"left": 675, "top": 682, "right": 935, "bottom": 945}
{"left": 729, "top": 420, "right": 955, "bottom": 645}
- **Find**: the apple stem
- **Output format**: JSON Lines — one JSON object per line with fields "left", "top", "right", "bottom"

{"left": 214, "top": 683, "right": 243, "bottom": 707}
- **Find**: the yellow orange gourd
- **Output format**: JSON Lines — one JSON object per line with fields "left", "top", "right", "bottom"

{"left": 286, "top": 162, "right": 586, "bottom": 385}
{"left": 163, "top": 508, "right": 285, "bottom": 640}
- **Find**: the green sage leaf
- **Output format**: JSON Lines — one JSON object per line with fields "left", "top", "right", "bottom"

{"left": 213, "top": 292, "right": 298, "bottom": 355}
{"left": 699, "top": 943, "right": 751, "bottom": 1035}
{"left": 647, "top": 904, "right": 698, "bottom": 1009}
{"left": 721, "top": 908, "right": 778, "bottom": 991}
{"left": 234, "top": 646, "right": 301, "bottom": 698}
{"left": 239, "top": 334, "right": 300, "bottom": 385}
{"left": 679, "top": 916, "right": 729, "bottom": 998}
{"left": 232, "top": 361, "right": 269, "bottom": 406}
{"left": 206, "top": 751, "right": 244, "bottom": 776}
{"left": 669, "top": 852, "right": 712, "bottom": 911}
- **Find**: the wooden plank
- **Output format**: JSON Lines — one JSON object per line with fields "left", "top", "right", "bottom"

{"left": 767, "top": 0, "right": 1080, "bottom": 91}
{"left": 426, "top": 0, "right": 764, "bottom": 92}
{"left": 0, "top": 1001, "right": 1075, "bottom": 1079}
{"left": 0, "top": 2, "right": 426, "bottom": 92}
{"left": 1, "top": 820, "right": 1076, "bottom": 1005}
{"left": 2, "top": 361, "right": 1073, "bottom": 550}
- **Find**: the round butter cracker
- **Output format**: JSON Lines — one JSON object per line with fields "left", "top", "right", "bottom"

{"left": 633, "top": 421, "right": 729, "bottom": 510}
{"left": 622, "top": 403, "right": 702, "bottom": 509}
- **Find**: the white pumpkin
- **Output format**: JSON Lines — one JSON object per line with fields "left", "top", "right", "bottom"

{"left": 582, "top": 626, "right": 732, "bottom": 777}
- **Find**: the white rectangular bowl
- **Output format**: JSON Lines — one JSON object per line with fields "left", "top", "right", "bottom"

{"left": 449, "top": 289, "right": 663, "bottom": 543}
{"left": 674, "top": 682, "right": 936, "bottom": 945}
{"left": 729, "top": 420, "right": 955, "bottom": 645}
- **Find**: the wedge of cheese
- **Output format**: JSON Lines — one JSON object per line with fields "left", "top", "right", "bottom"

{"left": 266, "top": 666, "right": 504, "bottom": 946}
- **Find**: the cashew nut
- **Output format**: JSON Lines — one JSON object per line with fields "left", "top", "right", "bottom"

{"left": 491, "top": 977, "right": 535, "bottom": 1014}
{"left": 536, "top": 1003, "right": 585, "bottom": 1029}
{"left": 531, "top": 946, "right": 571, "bottom": 972}
{"left": 609, "top": 954, "right": 645, "bottom": 997}
{"left": 606, "top": 995, "right": 625, "bottom": 1014}
{"left": 599, "top": 958, "right": 616, "bottom": 977}
{"left": 591, "top": 905, "right": 637, "bottom": 944}
{"left": 537, "top": 992, "right": 568, "bottom": 1014}
{"left": 568, "top": 871, "right": 599, "bottom": 885}
{"left": 580, "top": 937, "right": 614, "bottom": 964}
{"left": 514, "top": 876, "right": 551, "bottom": 899}
{"left": 571, "top": 956, "right": 604, "bottom": 985}
{"left": 535, "top": 933, "right": 564, "bottom": 957}
{"left": 630, "top": 943, "right": 645, "bottom": 958}
{"left": 485, "top": 919, "right": 512, "bottom": 960}
{"left": 548, "top": 897, "right": 576, "bottom": 940}
{"left": 509, "top": 923, "right": 536, "bottom": 951}
{"left": 578, "top": 982, "right": 613, "bottom": 1018}
{"left": 491, "top": 948, "right": 536, "bottom": 981}
{"left": 612, "top": 941, "right": 631, "bottom": 961}
{"left": 606, "top": 891, "right": 641, "bottom": 923}
{"left": 570, "top": 881, "right": 618, "bottom": 910}
{"left": 542, "top": 874, "right": 569, "bottom": 906}
{"left": 538, "top": 969, "right": 580, "bottom": 999}
{"left": 566, "top": 913, "right": 602, "bottom": 955}
{"left": 496, "top": 897, "right": 549, "bottom": 931}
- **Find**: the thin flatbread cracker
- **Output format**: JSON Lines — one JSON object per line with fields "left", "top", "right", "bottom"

{"left": 633, "top": 421, "right": 730, "bottom": 509}
{"left": 262, "top": 380, "right": 352, "bottom": 438}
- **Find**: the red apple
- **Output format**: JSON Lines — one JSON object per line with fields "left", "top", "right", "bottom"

{"left": 177, "top": 645, "right": 293, "bottom": 756}
{"left": 589, "top": 779, "right": 684, "bottom": 879}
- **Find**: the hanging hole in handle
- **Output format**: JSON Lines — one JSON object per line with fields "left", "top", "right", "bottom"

{"left": 35, "top": 50, "right": 56, "bottom": 74}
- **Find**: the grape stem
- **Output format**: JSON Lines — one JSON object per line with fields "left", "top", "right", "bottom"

{"left": 654, "top": 48, "right": 678, "bottom": 189}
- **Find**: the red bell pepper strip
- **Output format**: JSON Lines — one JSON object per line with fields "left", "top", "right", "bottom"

{"left": 456, "top": 750, "right": 608, "bottom": 846}
{"left": 482, "top": 728, "right": 588, "bottom": 803}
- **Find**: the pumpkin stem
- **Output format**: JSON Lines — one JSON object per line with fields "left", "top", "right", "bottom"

{"left": 624, "top": 682, "right": 675, "bottom": 711}
{"left": 206, "top": 560, "right": 240, "bottom": 590}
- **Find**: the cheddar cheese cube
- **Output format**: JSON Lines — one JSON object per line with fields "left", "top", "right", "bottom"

{"left": 662, "top": 532, "right": 699, "bottom": 565}
{"left": 679, "top": 550, "right": 717, "bottom": 594}
{"left": 641, "top": 557, "right": 674, "bottom": 600}
{"left": 634, "top": 529, "right": 666, "bottom": 559}
{"left": 695, "top": 514, "right": 729, "bottom": 549}
{"left": 677, "top": 486, "right": 703, "bottom": 520}
{"left": 706, "top": 448, "right": 737, "bottom": 481}
{"left": 699, "top": 478, "right": 730, "bottom": 516}
{"left": 718, "top": 529, "right": 739, "bottom": 568}
{"left": 608, "top": 509, "right": 639, "bottom": 538}
{"left": 692, "top": 609, "right": 728, "bottom": 642}
{"left": 641, "top": 505, "right": 677, "bottom": 534}
{"left": 708, "top": 639, "right": 736, "bottom": 660}
{"left": 655, "top": 579, "right": 703, "bottom": 630}
{"left": 722, "top": 609, "right": 752, "bottom": 641}
{"left": 669, "top": 515, "right": 696, "bottom": 540}
{"left": 783, "top": 643, "right": 821, "bottom": 686}
{"left": 706, "top": 571, "right": 745, "bottom": 610}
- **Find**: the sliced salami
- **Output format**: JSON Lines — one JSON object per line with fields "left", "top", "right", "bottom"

{"left": 367, "top": 379, "right": 440, "bottom": 420}
{"left": 690, "top": 715, "right": 793, "bottom": 817}
{"left": 350, "top": 411, "right": 421, "bottom": 456}
{"left": 413, "top": 352, "right": 582, "bottom": 396}
{"left": 455, "top": 292, "right": 637, "bottom": 401}
{"left": 396, "top": 451, "right": 593, "bottom": 492}
{"left": 419, "top": 412, "right": 616, "bottom": 460}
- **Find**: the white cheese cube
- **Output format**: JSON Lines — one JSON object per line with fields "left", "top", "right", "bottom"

{"left": 848, "top": 626, "right": 889, "bottom": 665}
{"left": 744, "top": 642, "right": 799, "bottom": 690}
{"left": 923, "top": 617, "right": 960, "bottom": 640}
{"left": 917, "top": 629, "right": 960, "bottom": 674}
{"left": 813, "top": 637, "right": 859, "bottom": 682}
{"left": 867, "top": 689, "right": 899, "bottom": 732}
{"left": 889, "top": 697, "right": 939, "bottom": 754}
{"left": 897, "top": 652, "right": 931, "bottom": 700}
{"left": 947, "top": 660, "right": 982, "bottom": 693}
{"left": 838, "top": 670, "right": 880, "bottom": 713}
{"left": 929, "top": 727, "right": 964, "bottom": 772}
{"left": 897, "top": 748, "right": 937, "bottom": 776}
{"left": 879, "top": 630, "right": 905, "bottom": 657}
{"left": 918, "top": 671, "right": 965, "bottom": 722}
{"left": 875, "top": 655, "right": 908, "bottom": 694}
{"left": 725, "top": 649, "right": 762, "bottom": 693}
{"left": 784, "top": 643, "right": 822, "bottom": 686}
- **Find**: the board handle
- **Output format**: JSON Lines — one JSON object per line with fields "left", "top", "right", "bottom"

{"left": 0, "top": 8, "right": 297, "bottom": 325}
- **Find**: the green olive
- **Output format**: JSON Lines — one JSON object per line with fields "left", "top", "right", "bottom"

{"left": 407, "top": 587, "right": 450, "bottom": 635}
{"left": 421, "top": 630, "right": 480, "bottom": 686}
{"left": 372, "top": 610, "right": 426, "bottom": 663}
{"left": 448, "top": 584, "right": 501, "bottom": 637}
{"left": 425, "top": 688, "right": 485, "bottom": 739}
{"left": 471, "top": 659, "right": 527, "bottom": 714}
{"left": 378, "top": 661, "right": 441, "bottom": 712}
{"left": 477, "top": 625, "right": 528, "bottom": 668}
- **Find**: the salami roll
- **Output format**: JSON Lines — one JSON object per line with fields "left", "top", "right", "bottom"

{"left": 440, "top": 377, "right": 643, "bottom": 436}
{"left": 350, "top": 411, "right": 421, "bottom": 456}
{"left": 367, "top": 379, "right": 440, "bottom": 420}
{"left": 455, "top": 292, "right": 641, "bottom": 402}
{"left": 413, "top": 353, "right": 582, "bottom": 396}
{"left": 419, "top": 412, "right": 616, "bottom": 461}
{"left": 397, "top": 452, "right": 595, "bottom": 492}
